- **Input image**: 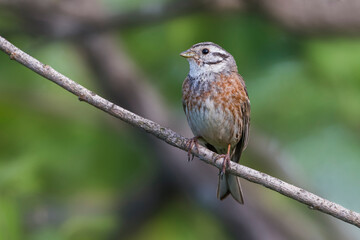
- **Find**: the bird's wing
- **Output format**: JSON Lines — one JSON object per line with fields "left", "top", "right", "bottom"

{"left": 181, "top": 75, "right": 191, "bottom": 113}
{"left": 233, "top": 74, "right": 251, "bottom": 163}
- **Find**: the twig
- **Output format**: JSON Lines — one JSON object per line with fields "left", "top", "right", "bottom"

{"left": 0, "top": 35, "right": 359, "bottom": 228}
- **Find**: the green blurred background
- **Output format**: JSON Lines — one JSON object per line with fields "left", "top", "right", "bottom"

{"left": 0, "top": 0, "right": 359, "bottom": 239}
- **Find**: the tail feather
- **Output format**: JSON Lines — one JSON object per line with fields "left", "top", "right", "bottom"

{"left": 227, "top": 174, "right": 244, "bottom": 204}
{"left": 217, "top": 173, "right": 244, "bottom": 204}
{"left": 217, "top": 174, "right": 230, "bottom": 200}
{"left": 212, "top": 142, "right": 245, "bottom": 204}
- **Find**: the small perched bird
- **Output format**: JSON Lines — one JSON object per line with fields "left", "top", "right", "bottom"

{"left": 181, "top": 42, "right": 250, "bottom": 204}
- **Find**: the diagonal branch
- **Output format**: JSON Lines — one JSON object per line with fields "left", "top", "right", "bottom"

{"left": 77, "top": 34, "right": 300, "bottom": 239}
{"left": 0, "top": 35, "right": 359, "bottom": 228}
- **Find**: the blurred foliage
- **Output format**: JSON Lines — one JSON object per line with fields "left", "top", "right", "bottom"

{"left": 132, "top": 200, "right": 229, "bottom": 240}
{"left": 0, "top": 1, "right": 360, "bottom": 239}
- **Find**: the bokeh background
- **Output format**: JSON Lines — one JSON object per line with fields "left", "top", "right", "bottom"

{"left": 0, "top": 0, "right": 360, "bottom": 239}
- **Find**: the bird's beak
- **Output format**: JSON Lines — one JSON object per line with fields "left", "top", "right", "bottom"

{"left": 180, "top": 49, "right": 196, "bottom": 58}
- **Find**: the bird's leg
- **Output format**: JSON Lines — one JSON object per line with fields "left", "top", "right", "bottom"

{"left": 186, "top": 136, "right": 200, "bottom": 161}
{"left": 215, "top": 144, "right": 231, "bottom": 177}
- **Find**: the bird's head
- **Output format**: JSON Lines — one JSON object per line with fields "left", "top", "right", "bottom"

{"left": 180, "top": 42, "right": 237, "bottom": 77}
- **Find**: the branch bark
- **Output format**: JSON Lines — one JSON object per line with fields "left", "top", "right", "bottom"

{"left": 1, "top": 35, "right": 359, "bottom": 229}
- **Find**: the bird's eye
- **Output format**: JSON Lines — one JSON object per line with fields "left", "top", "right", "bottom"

{"left": 202, "top": 48, "right": 209, "bottom": 55}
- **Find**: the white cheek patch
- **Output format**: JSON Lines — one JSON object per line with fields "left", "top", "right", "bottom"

{"left": 205, "top": 61, "right": 226, "bottom": 73}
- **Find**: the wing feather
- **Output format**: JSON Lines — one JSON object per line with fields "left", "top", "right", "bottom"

{"left": 233, "top": 74, "right": 250, "bottom": 163}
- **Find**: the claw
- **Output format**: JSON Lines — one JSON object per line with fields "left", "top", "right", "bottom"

{"left": 186, "top": 137, "right": 200, "bottom": 162}
{"left": 215, "top": 144, "right": 231, "bottom": 177}
{"left": 218, "top": 169, "right": 225, "bottom": 178}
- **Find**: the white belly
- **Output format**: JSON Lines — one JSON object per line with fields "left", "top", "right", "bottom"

{"left": 186, "top": 98, "right": 240, "bottom": 150}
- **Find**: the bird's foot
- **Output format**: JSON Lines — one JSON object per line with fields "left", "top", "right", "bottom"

{"left": 186, "top": 136, "right": 200, "bottom": 161}
{"left": 215, "top": 152, "right": 231, "bottom": 178}
{"left": 215, "top": 144, "right": 231, "bottom": 178}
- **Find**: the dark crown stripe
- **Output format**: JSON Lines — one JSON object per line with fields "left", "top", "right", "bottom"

{"left": 192, "top": 42, "right": 224, "bottom": 50}
{"left": 192, "top": 43, "right": 213, "bottom": 48}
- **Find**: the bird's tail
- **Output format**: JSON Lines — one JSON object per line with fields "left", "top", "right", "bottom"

{"left": 217, "top": 173, "right": 244, "bottom": 204}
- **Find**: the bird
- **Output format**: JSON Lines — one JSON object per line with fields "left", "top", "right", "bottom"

{"left": 180, "top": 42, "right": 250, "bottom": 204}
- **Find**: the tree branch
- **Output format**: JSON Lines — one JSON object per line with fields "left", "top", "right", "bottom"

{"left": 76, "top": 33, "right": 299, "bottom": 239}
{"left": 1, "top": 35, "right": 359, "bottom": 228}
